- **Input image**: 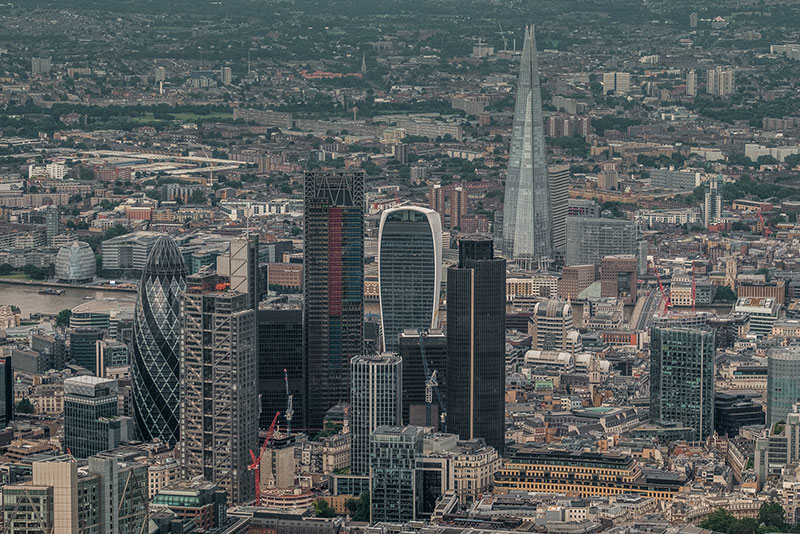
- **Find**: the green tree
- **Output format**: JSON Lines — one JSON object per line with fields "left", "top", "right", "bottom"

{"left": 16, "top": 398, "right": 35, "bottom": 414}
{"left": 313, "top": 499, "right": 337, "bottom": 518}
{"left": 700, "top": 509, "right": 736, "bottom": 533}
{"left": 56, "top": 309, "right": 72, "bottom": 327}
{"left": 190, "top": 189, "right": 207, "bottom": 204}
{"left": 0, "top": 263, "right": 12, "bottom": 275}
{"left": 758, "top": 502, "right": 786, "bottom": 532}
{"left": 345, "top": 491, "right": 370, "bottom": 521}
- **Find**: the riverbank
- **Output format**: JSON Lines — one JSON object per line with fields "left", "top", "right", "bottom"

{"left": 0, "top": 278, "right": 137, "bottom": 293}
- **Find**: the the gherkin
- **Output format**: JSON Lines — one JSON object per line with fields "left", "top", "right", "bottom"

{"left": 502, "top": 25, "right": 553, "bottom": 270}
{"left": 132, "top": 235, "right": 186, "bottom": 446}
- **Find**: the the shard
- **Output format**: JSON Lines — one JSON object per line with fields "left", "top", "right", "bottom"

{"left": 502, "top": 25, "right": 553, "bottom": 270}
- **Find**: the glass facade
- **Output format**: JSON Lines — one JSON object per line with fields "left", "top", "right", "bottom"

{"left": 446, "top": 237, "right": 506, "bottom": 455}
{"left": 0, "top": 357, "right": 12, "bottom": 428}
{"left": 55, "top": 241, "right": 96, "bottom": 282}
{"left": 132, "top": 235, "right": 187, "bottom": 446}
{"left": 369, "top": 426, "right": 423, "bottom": 523}
{"left": 767, "top": 346, "right": 800, "bottom": 427}
{"left": 378, "top": 207, "right": 442, "bottom": 353}
{"left": 304, "top": 171, "right": 365, "bottom": 429}
{"left": 650, "top": 327, "right": 715, "bottom": 441}
{"left": 2, "top": 486, "right": 54, "bottom": 533}
{"left": 63, "top": 377, "right": 122, "bottom": 459}
{"left": 502, "top": 25, "right": 553, "bottom": 268}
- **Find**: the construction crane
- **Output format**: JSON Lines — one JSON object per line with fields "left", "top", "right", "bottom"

{"left": 653, "top": 263, "right": 671, "bottom": 310}
{"left": 757, "top": 212, "right": 771, "bottom": 237}
{"left": 283, "top": 368, "right": 293, "bottom": 437}
{"left": 248, "top": 411, "right": 280, "bottom": 506}
{"left": 497, "top": 22, "right": 508, "bottom": 52}
{"left": 418, "top": 329, "right": 446, "bottom": 431}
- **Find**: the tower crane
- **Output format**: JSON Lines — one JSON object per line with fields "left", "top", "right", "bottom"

{"left": 497, "top": 22, "right": 508, "bottom": 52}
{"left": 653, "top": 263, "right": 671, "bottom": 310}
{"left": 418, "top": 329, "right": 446, "bottom": 431}
{"left": 284, "top": 368, "right": 293, "bottom": 436}
{"left": 757, "top": 211, "right": 771, "bottom": 237}
{"left": 248, "top": 411, "right": 280, "bottom": 506}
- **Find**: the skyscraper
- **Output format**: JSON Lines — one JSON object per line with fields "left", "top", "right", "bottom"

{"left": 0, "top": 356, "right": 12, "bottom": 428}
{"left": 704, "top": 175, "right": 722, "bottom": 228}
{"left": 370, "top": 426, "right": 424, "bottom": 523}
{"left": 69, "top": 327, "right": 103, "bottom": 373}
{"left": 257, "top": 304, "right": 305, "bottom": 431}
{"left": 180, "top": 273, "right": 258, "bottom": 505}
{"left": 767, "top": 346, "right": 800, "bottom": 427}
{"left": 687, "top": 69, "right": 698, "bottom": 97}
{"left": 350, "top": 354, "right": 402, "bottom": 475}
{"left": 64, "top": 376, "right": 134, "bottom": 458}
{"left": 132, "top": 235, "right": 187, "bottom": 447}
{"left": 398, "top": 329, "right": 446, "bottom": 427}
{"left": 549, "top": 165, "right": 570, "bottom": 253}
{"left": 446, "top": 237, "right": 506, "bottom": 454}
{"left": 304, "top": 171, "right": 365, "bottom": 429}
{"left": 503, "top": 25, "right": 552, "bottom": 269}
{"left": 217, "top": 236, "right": 260, "bottom": 309}
{"left": 378, "top": 206, "right": 442, "bottom": 352}
{"left": 565, "top": 217, "right": 639, "bottom": 266}
{"left": 650, "top": 327, "right": 715, "bottom": 441}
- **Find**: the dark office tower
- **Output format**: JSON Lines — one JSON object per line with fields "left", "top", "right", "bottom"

{"left": 0, "top": 356, "right": 12, "bottom": 428}
{"left": 502, "top": 25, "right": 552, "bottom": 269}
{"left": 70, "top": 327, "right": 103, "bottom": 373}
{"left": 398, "top": 329, "right": 447, "bottom": 427}
{"left": 378, "top": 206, "right": 442, "bottom": 352}
{"left": 650, "top": 327, "right": 715, "bottom": 441}
{"left": 304, "top": 171, "right": 365, "bottom": 429}
{"left": 132, "top": 235, "right": 187, "bottom": 447}
{"left": 257, "top": 305, "right": 305, "bottom": 431}
{"left": 181, "top": 273, "right": 258, "bottom": 505}
{"left": 447, "top": 236, "right": 506, "bottom": 455}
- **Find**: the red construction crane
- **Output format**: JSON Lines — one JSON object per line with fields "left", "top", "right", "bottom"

{"left": 654, "top": 264, "right": 671, "bottom": 309}
{"left": 248, "top": 411, "right": 280, "bottom": 506}
{"left": 757, "top": 212, "right": 771, "bottom": 237}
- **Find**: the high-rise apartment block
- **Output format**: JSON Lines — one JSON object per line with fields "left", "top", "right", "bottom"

{"left": 180, "top": 273, "right": 258, "bottom": 505}
{"left": 650, "top": 328, "right": 715, "bottom": 441}
{"left": 549, "top": 165, "right": 570, "bottom": 253}
{"left": 370, "top": 426, "right": 424, "bottom": 523}
{"left": 686, "top": 69, "right": 698, "bottom": 97}
{"left": 447, "top": 237, "right": 506, "bottom": 454}
{"left": 64, "top": 376, "right": 134, "bottom": 458}
{"left": 704, "top": 175, "right": 723, "bottom": 228}
{"left": 154, "top": 66, "right": 166, "bottom": 82}
{"left": 132, "top": 235, "right": 186, "bottom": 447}
{"left": 707, "top": 67, "right": 735, "bottom": 96}
{"left": 378, "top": 206, "right": 442, "bottom": 352}
{"left": 31, "top": 57, "right": 51, "bottom": 76}
{"left": 603, "top": 72, "right": 631, "bottom": 94}
{"left": 350, "top": 354, "right": 402, "bottom": 475}
{"left": 565, "top": 217, "right": 639, "bottom": 266}
{"left": 503, "top": 25, "right": 553, "bottom": 268}
{"left": 304, "top": 171, "right": 365, "bottom": 429}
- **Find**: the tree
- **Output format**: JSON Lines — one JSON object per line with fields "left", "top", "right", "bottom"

{"left": 714, "top": 286, "right": 737, "bottom": 302}
{"left": 758, "top": 502, "right": 786, "bottom": 532}
{"left": 190, "top": 189, "right": 207, "bottom": 204}
{"left": 56, "top": 309, "right": 72, "bottom": 327}
{"left": 345, "top": 491, "right": 370, "bottom": 521}
{"left": 731, "top": 221, "right": 751, "bottom": 232}
{"left": 313, "top": 499, "right": 337, "bottom": 518}
{"left": 16, "top": 398, "right": 35, "bottom": 414}
{"left": 0, "top": 263, "right": 13, "bottom": 275}
{"left": 700, "top": 509, "right": 736, "bottom": 534}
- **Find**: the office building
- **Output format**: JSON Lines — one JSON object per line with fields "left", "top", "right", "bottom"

{"left": 0, "top": 356, "right": 12, "bottom": 428}
{"left": 398, "top": 329, "right": 447, "bottom": 427}
{"left": 704, "top": 175, "right": 722, "bottom": 228}
{"left": 565, "top": 217, "right": 639, "bottom": 266}
{"left": 568, "top": 198, "right": 601, "bottom": 218}
{"left": 733, "top": 297, "right": 779, "bottom": 337}
{"left": 43, "top": 205, "right": 60, "bottom": 244}
{"left": 557, "top": 264, "right": 597, "bottom": 299}
{"left": 55, "top": 241, "right": 96, "bottom": 283}
{"left": 447, "top": 237, "right": 506, "bottom": 454}
{"left": 152, "top": 480, "right": 227, "bottom": 531}
{"left": 495, "top": 447, "right": 684, "bottom": 500}
{"left": 529, "top": 299, "right": 582, "bottom": 353}
{"left": 100, "top": 232, "right": 162, "bottom": 276}
{"left": 370, "top": 426, "right": 424, "bottom": 523}
{"left": 216, "top": 236, "right": 260, "bottom": 309}
{"left": 64, "top": 376, "right": 134, "bottom": 458}
{"left": 549, "top": 165, "right": 570, "bottom": 252}
{"left": 686, "top": 69, "right": 698, "bottom": 96}
{"left": 714, "top": 392, "right": 765, "bottom": 437}
{"left": 601, "top": 254, "right": 638, "bottom": 305}
{"left": 707, "top": 67, "right": 735, "bottom": 96}
{"left": 258, "top": 304, "right": 305, "bottom": 431}
{"left": 350, "top": 354, "right": 402, "bottom": 475}
{"left": 650, "top": 328, "right": 715, "bottom": 441}
{"left": 503, "top": 25, "right": 553, "bottom": 268}
{"left": 69, "top": 328, "right": 103, "bottom": 373}
{"left": 767, "top": 346, "right": 800, "bottom": 427}
{"left": 378, "top": 206, "right": 442, "bottom": 352}
{"left": 31, "top": 57, "right": 51, "bottom": 76}
{"left": 132, "top": 235, "right": 187, "bottom": 447}
{"left": 304, "top": 171, "right": 365, "bottom": 429}
{"left": 88, "top": 451, "right": 150, "bottom": 534}
{"left": 651, "top": 169, "right": 701, "bottom": 191}
{"left": 180, "top": 273, "right": 258, "bottom": 505}
{"left": 96, "top": 340, "right": 129, "bottom": 377}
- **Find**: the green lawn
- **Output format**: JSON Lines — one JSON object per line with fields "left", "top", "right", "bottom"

{"left": 131, "top": 111, "right": 233, "bottom": 123}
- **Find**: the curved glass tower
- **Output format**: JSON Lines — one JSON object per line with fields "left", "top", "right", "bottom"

{"left": 502, "top": 25, "right": 553, "bottom": 269}
{"left": 378, "top": 206, "right": 442, "bottom": 352}
{"left": 132, "top": 235, "right": 187, "bottom": 446}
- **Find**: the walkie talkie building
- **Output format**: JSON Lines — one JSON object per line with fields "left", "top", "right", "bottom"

{"left": 132, "top": 235, "right": 187, "bottom": 447}
{"left": 502, "top": 25, "right": 553, "bottom": 269}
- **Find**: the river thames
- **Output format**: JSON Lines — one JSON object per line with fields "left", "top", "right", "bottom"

{"left": 0, "top": 282, "right": 136, "bottom": 319}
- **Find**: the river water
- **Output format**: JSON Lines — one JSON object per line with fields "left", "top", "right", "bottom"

{"left": 0, "top": 283, "right": 136, "bottom": 320}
